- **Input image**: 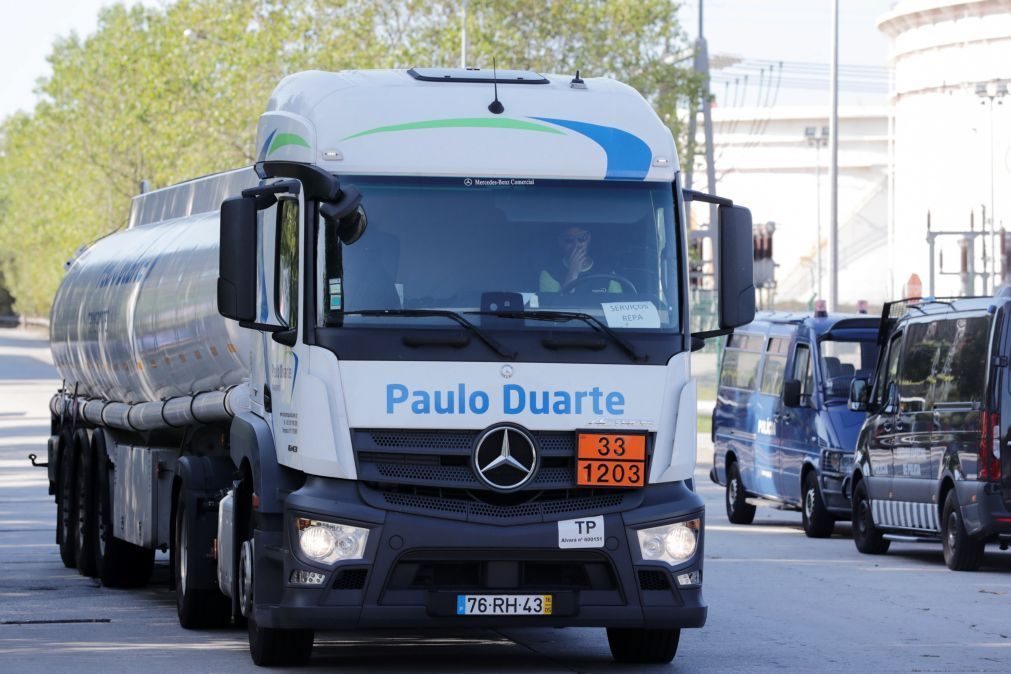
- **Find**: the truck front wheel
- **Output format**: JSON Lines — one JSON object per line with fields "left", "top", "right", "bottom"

{"left": 174, "top": 497, "right": 231, "bottom": 628}
{"left": 606, "top": 627, "right": 680, "bottom": 663}
{"left": 241, "top": 488, "right": 314, "bottom": 666}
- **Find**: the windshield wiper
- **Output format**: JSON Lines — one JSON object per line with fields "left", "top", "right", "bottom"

{"left": 467, "top": 310, "right": 646, "bottom": 362}
{"left": 343, "top": 309, "right": 515, "bottom": 359}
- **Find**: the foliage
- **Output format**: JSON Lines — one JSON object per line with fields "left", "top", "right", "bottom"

{"left": 0, "top": 0, "right": 699, "bottom": 317}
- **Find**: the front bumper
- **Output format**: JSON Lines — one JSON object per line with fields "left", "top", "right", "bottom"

{"left": 251, "top": 478, "right": 708, "bottom": 630}
{"left": 819, "top": 471, "right": 850, "bottom": 515}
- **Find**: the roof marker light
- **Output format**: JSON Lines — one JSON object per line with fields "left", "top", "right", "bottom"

{"left": 857, "top": 299, "right": 869, "bottom": 314}
{"left": 653, "top": 157, "right": 669, "bottom": 167}
{"left": 814, "top": 299, "right": 828, "bottom": 317}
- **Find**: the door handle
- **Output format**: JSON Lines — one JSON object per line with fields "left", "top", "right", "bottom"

{"left": 263, "top": 385, "right": 272, "bottom": 413}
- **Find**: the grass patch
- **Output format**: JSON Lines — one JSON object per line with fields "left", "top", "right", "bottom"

{"left": 696, "top": 412, "right": 712, "bottom": 435}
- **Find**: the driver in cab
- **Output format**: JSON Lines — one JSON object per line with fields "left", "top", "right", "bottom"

{"left": 539, "top": 225, "right": 622, "bottom": 294}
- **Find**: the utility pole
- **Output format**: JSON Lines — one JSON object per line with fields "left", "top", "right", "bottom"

{"left": 827, "top": 0, "right": 840, "bottom": 311}
{"left": 685, "top": 0, "right": 719, "bottom": 288}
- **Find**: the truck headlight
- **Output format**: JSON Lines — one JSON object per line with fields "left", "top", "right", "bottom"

{"left": 296, "top": 517, "right": 368, "bottom": 565}
{"left": 636, "top": 519, "right": 700, "bottom": 565}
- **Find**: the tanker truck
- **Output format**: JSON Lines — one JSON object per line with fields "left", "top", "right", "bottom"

{"left": 40, "top": 67, "right": 755, "bottom": 666}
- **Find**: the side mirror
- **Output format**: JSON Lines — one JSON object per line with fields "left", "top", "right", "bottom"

{"left": 717, "top": 204, "right": 756, "bottom": 330}
{"left": 217, "top": 196, "right": 257, "bottom": 322}
{"left": 848, "top": 378, "right": 869, "bottom": 412}
{"left": 782, "top": 379, "right": 802, "bottom": 408}
{"left": 320, "top": 186, "right": 367, "bottom": 245}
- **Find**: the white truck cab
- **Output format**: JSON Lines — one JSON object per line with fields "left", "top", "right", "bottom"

{"left": 46, "top": 68, "right": 756, "bottom": 666}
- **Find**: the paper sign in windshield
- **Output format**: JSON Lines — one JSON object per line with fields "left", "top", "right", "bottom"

{"left": 601, "top": 301, "right": 660, "bottom": 329}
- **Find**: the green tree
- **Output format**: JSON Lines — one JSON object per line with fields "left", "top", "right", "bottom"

{"left": 0, "top": 0, "right": 699, "bottom": 317}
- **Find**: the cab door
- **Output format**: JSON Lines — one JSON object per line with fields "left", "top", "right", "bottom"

{"left": 777, "top": 337, "right": 818, "bottom": 503}
{"left": 864, "top": 330, "right": 903, "bottom": 523}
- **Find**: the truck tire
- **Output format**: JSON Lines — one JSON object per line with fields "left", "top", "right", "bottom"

{"left": 242, "top": 487, "right": 314, "bottom": 666}
{"left": 725, "top": 461, "right": 756, "bottom": 524}
{"left": 174, "top": 497, "right": 231, "bottom": 628}
{"left": 852, "top": 479, "right": 890, "bottom": 555}
{"left": 58, "top": 430, "right": 79, "bottom": 569}
{"left": 802, "top": 471, "right": 835, "bottom": 538}
{"left": 606, "top": 627, "right": 680, "bottom": 663}
{"left": 942, "top": 490, "right": 985, "bottom": 571}
{"left": 94, "top": 434, "right": 155, "bottom": 588}
{"left": 76, "top": 430, "right": 99, "bottom": 577}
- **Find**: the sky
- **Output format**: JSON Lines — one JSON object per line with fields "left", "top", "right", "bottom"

{"left": 0, "top": 0, "right": 893, "bottom": 122}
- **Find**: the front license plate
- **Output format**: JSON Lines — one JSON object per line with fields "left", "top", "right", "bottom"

{"left": 456, "top": 595, "right": 552, "bottom": 615}
{"left": 576, "top": 432, "right": 646, "bottom": 488}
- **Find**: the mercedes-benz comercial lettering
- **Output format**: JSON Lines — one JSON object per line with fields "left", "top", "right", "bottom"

{"left": 42, "top": 67, "right": 755, "bottom": 666}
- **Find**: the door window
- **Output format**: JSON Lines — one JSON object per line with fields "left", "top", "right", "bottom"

{"left": 720, "top": 332, "right": 764, "bottom": 391}
{"left": 874, "top": 332, "right": 903, "bottom": 411}
{"left": 793, "top": 343, "right": 814, "bottom": 397}
{"left": 276, "top": 198, "right": 300, "bottom": 328}
{"left": 760, "top": 337, "right": 790, "bottom": 395}
{"left": 902, "top": 316, "right": 990, "bottom": 409}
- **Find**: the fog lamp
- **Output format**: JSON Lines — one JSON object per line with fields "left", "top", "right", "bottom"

{"left": 296, "top": 517, "right": 368, "bottom": 565}
{"left": 636, "top": 519, "right": 700, "bottom": 565}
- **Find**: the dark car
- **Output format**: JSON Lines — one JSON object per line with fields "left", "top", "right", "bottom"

{"left": 848, "top": 294, "right": 1011, "bottom": 570}
{"left": 710, "top": 310, "right": 879, "bottom": 537}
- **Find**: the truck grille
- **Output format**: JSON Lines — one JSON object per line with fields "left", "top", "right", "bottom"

{"left": 353, "top": 429, "right": 650, "bottom": 523}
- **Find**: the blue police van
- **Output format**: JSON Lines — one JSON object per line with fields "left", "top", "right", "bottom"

{"left": 709, "top": 309, "right": 879, "bottom": 537}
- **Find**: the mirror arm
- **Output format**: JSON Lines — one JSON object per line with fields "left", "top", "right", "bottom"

{"left": 682, "top": 189, "right": 734, "bottom": 207}
{"left": 692, "top": 328, "right": 733, "bottom": 340}
{"left": 271, "top": 329, "right": 298, "bottom": 347}
{"left": 239, "top": 320, "right": 288, "bottom": 333}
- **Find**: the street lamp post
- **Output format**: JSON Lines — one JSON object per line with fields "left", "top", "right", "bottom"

{"left": 805, "top": 125, "right": 829, "bottom": 299}
{"left": 976, "top": 79, "right": 1007, "bottom": 293}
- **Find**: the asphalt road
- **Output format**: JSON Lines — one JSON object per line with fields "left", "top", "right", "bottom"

{"left": 1, "top": 327, "right": 1010, "bottom": 672}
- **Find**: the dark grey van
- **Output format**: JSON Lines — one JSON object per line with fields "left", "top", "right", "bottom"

{"left": 849, "top": 295, "right": 1011, "bottom": 570}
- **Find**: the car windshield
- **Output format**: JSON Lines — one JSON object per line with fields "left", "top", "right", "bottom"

{"left": 316, "top": 176, "right": 680, "bottom": 332}
{"left": 819, "top": 336, "right": 879, "bottom": 397}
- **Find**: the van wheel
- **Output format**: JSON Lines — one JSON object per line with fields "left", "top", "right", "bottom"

{"left": 852, "top": 480, "right": 889, "bottom": 554}
{"left": 57, "top": 431, "right": 79, "bottom": 569}
{"left": 802, "top": 472, "right": 835, "bottom": 538}
{"left": 942, "top": 491, "right": 985, "bottom": 571}
{"left": 76, "top": 431, "right": 99, "bottom": 577}
{"left": 725, "top": 461, "right": 756, "bottom": 524}
{"left": 606, "top": 628, "right": 680, "bottom": 663}
{"left": 93, "top": 434, "right": 155, "bottom": 588}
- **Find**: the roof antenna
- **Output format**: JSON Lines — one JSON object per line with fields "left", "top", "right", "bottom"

{"left": 488, "top": 58, "right": 504, "bottom": 114}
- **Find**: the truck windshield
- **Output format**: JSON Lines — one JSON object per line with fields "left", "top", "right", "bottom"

{"left": 317, "top": 176, "right": 680, "bottom": 333}
{"left": 819, "top": 336, "right": 879, "bottom": 397}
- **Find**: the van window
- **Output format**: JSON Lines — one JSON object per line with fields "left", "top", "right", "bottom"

{"left": 794, "top": 343, "right": 814, "bottom": 396}
{"left": 760, "top": 337, "right": 789, "bottom": 395}
{"left": 873, "top": 332, "right": 902, "bottom": 408}
{"left": 720, "top": 332, "right": 763, "bottom": 391}
{"left": 901, "top": 316, "right": 990, "bottom": 409}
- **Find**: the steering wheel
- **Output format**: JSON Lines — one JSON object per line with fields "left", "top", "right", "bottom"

{"left": 559, "top": 273, "right": 638, "bottom": 295}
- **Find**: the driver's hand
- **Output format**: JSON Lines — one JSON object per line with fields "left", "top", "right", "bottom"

{"left": 564, "top": 247, "right": 587, "bottom": 284}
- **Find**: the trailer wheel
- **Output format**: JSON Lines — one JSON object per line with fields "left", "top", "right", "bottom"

{"left": 606, "top": 627, "right": 680, "bottom": 663}
{"left": 802, "top": 471, "right": 835, "bottom": 538}
{"left": 93, "top": 433, "right": 155, "bottom": 588}
{"left": 242, "top": 487, "right": 314, "bottom": 666}
{"left": 76, "top": 430, "right": 99, "bottom": 577}
{"left": 174, "top": 496, "right": 231, "bottom": 628}
{"left": 57, "top": 430, "right": 78, "bottom": 569}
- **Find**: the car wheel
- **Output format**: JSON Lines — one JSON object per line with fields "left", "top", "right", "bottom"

{"left": 852, "top": 479, "right": 889, "bottom": 554}
{"left": 802, "top": 471, "right": 835, "bottom": 538}
{"left": 941, "top": 490, "right": 985, "bottom": 571}
{"left": 606, "top": 627, "right": 680, "bottom": 663}
{"left": 725, "top": 461, "right": 756, "bottom": 524}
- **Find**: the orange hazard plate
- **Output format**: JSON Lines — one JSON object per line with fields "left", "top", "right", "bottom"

{"left": 576, "top": 433, "right": 646, "bottom": 488}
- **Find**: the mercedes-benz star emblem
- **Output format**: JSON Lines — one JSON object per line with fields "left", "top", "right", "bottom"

{"left": 473, "top": 425, "right": 538, "bottom": 491}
